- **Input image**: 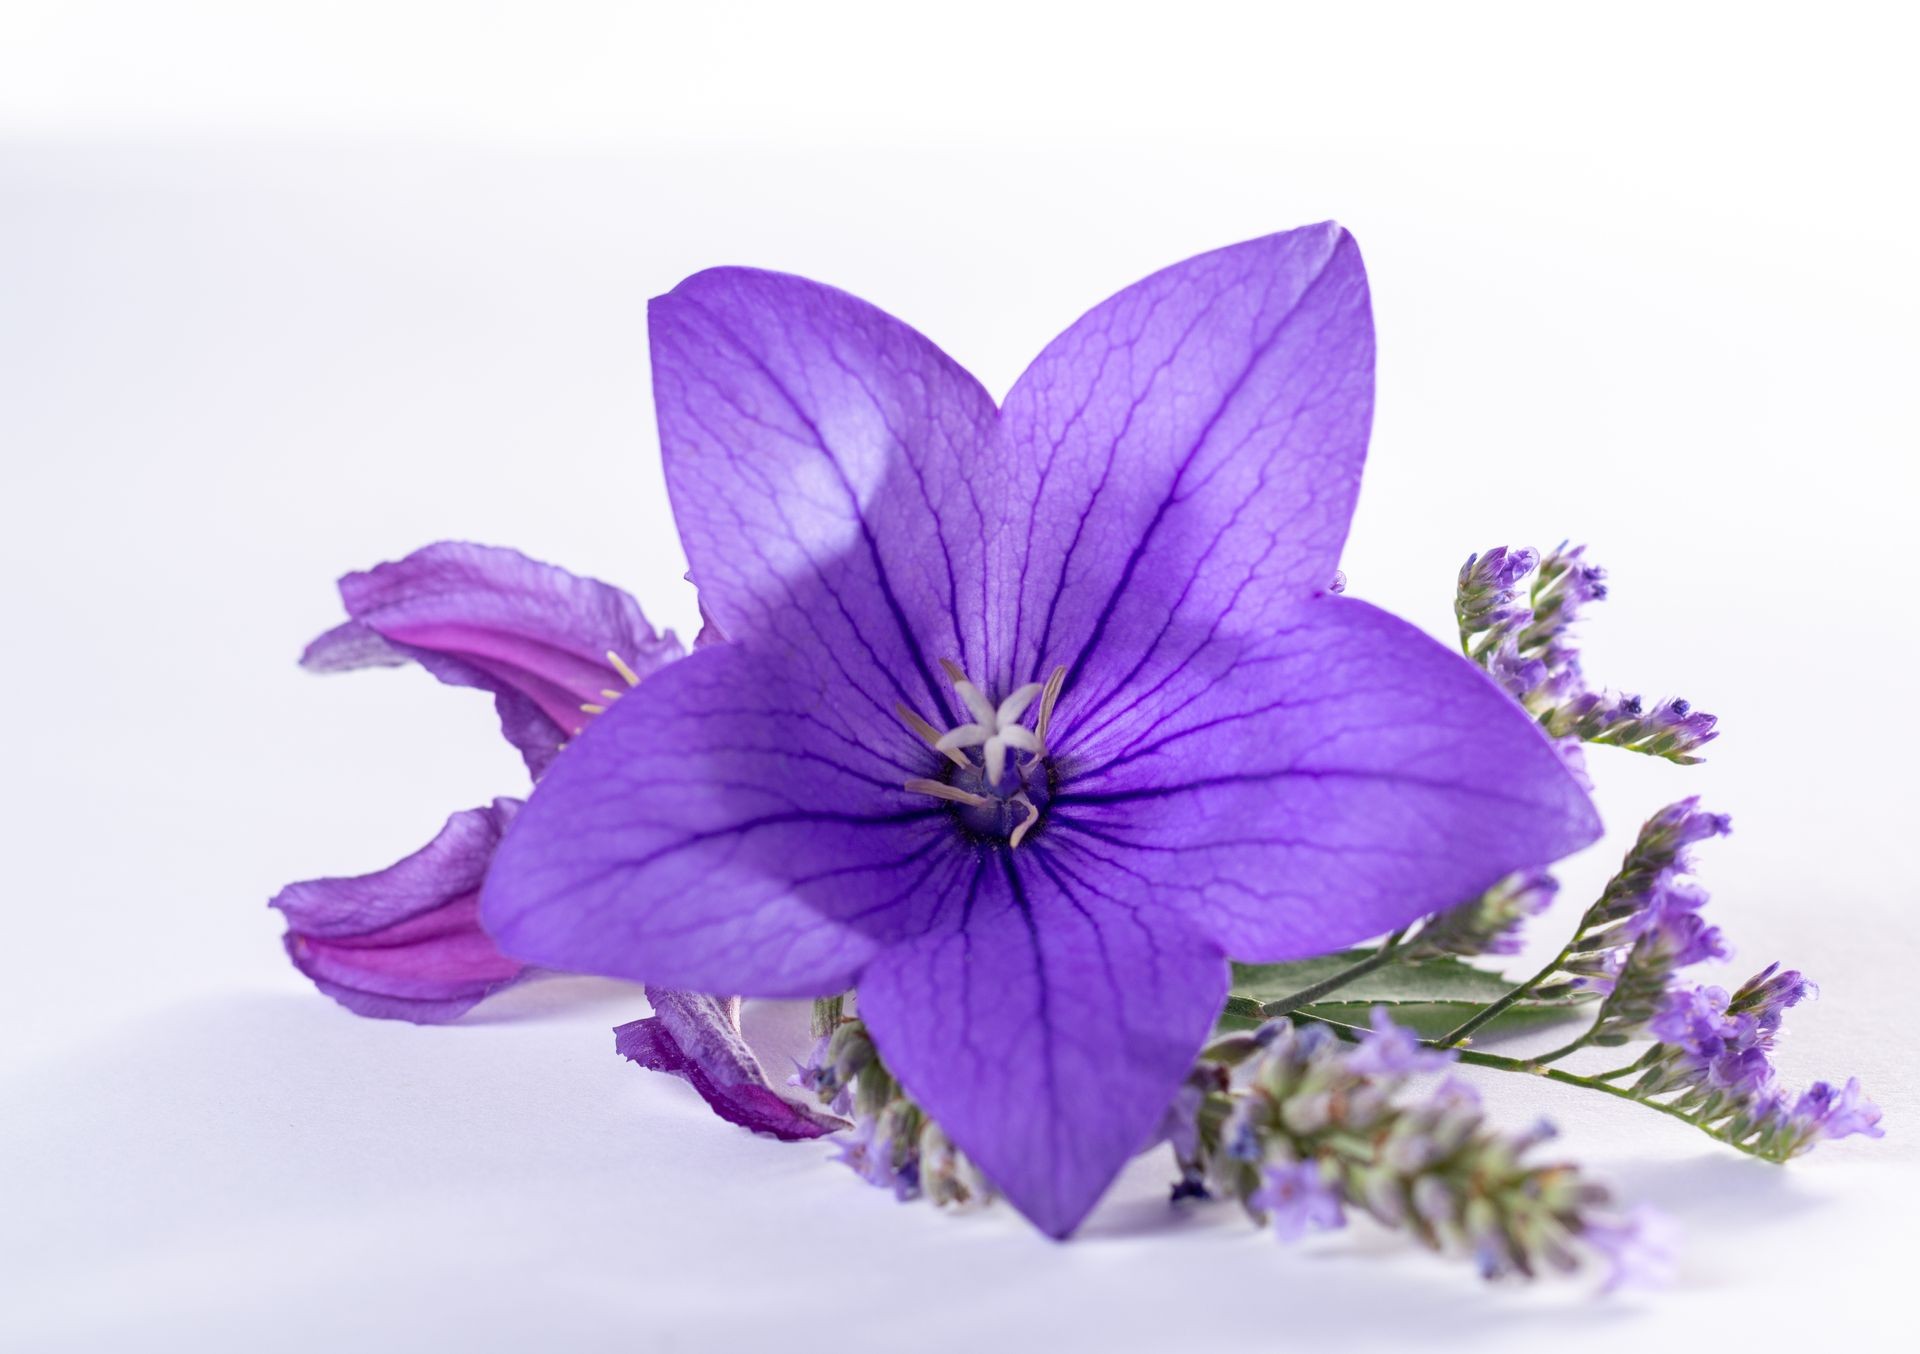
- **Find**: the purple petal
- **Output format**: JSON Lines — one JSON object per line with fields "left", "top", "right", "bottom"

{"left": 856, "top": 851, "right": 1229, "bottom": 1238}
{"left": 304, "top": 541, "right": 683, "bottom": 777}
{"left": 1048, "top": 596, "right": 1601, "bottom": 960}
{"left": 270, "top": 799, "right": 528, "bottom": 1022}
{"left": 650, "top": 268, "right": 998, "bottom": 728}
{"left": 615, "top": 990, "right": 845, "bottom": 1141}
{"left": 480, "top": 643, "right": 967, "bottom": 996}
{"left": 997, "top": 224, "right": 1374, "bottom": 714}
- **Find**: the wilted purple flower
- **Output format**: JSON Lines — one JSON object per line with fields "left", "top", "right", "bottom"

{"left": 481, "top": 225, "right": 1601, "bottom": 1236}
{"left": 1250, "top": 1160, "right": 1347, "bottom": 1242}
{"left": 303, "top": 541, "right": 683, "bottom": 777}
{"left": 278, "top": 542, "right": 683, "bottom": 1022}
{"left": 270, "top": 798, "right": 528, "bottom": 1022}
{"left": 279, "top": 545, "right": 839, "bottom": 1137}
{"left": 616, "top": 991, "right": 846, "bottom": 1141}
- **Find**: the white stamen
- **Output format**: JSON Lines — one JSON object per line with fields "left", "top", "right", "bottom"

{"left": 580, "top": 702, "right": 607, "bottom": 715}
{"left": 897, "top": 703, "right": 971, "bottom": 768}
{"left": 1035, "top": 665, "right": 1068, "bottom": 748}
{"left": 1008, "top": 791, "right": 1041, "bottom": 848}
{"left": 905, "top": 777, "right": 994, "bottom": 809}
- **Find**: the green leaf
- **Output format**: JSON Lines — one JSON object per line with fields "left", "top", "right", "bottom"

{"left": 1217, "top": 951, "right": 1594, "bottom": 1038}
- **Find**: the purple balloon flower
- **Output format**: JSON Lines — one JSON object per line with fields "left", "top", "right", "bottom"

{"left": 481, "top": 224, "right": 1602, "bottom": 1236}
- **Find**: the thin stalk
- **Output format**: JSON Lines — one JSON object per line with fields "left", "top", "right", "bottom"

{"left": 1259, "top": 927, "right": 1410, "bottom": 1017}
{"left": 1431, "top": 944, "right": 1573, "bottom": 1048}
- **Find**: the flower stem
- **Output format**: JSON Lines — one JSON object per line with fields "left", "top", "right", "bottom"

{"left": 1259, "top": 927, "right": 1410, "bottom": 1017}
{"left": 1431, "top": 945, "right": 1572, "bottom": 1048}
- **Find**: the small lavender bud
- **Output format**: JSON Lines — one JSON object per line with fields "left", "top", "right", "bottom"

{"left": 1411, "top": 870, "right": 1559, "bottom": 960}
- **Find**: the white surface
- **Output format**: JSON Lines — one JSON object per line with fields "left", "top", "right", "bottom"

{"left": 3, "top": 5, "right": 1916, "bottom": 1350}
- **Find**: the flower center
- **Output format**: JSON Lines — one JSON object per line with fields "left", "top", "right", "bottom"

{"left": 899, "top": 661, "right": 1066, "bottom": 848}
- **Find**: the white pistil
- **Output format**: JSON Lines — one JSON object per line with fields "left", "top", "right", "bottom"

{"left": 899, "top": 661, "right": 1069, "bottom": 848}
{"left": 932, "top": 658, "right": 1044, "bottom": 786}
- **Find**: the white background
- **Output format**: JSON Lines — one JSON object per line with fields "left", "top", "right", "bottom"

{"left": 3, "top": 3, "right": 1916, "bottom": 1350}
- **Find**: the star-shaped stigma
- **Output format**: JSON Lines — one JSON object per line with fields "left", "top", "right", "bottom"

{"left": 932, "top": 659, "right": 1047, "bottom": 786}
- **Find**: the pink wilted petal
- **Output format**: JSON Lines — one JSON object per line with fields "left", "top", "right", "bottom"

{"left": 615, "top": 991, "right": 845, "bottom": 1141}
{"left": 271, "top": 799, "right": 528, "bottom": 1023}
{"left": 304, "top": 541, "right": 682, "bottom": 777}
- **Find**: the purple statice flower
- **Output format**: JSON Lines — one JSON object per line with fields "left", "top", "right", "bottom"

{"left": 480, "top": 225, "right": 1601, "bottom": 1237}
{"left": 617, "top": 991, "right": 846, "bottom": 1141}
{"left": 1735, "top": 962, "right": 1817, "bottom": 1037}
{"left": 1781, "top": 1078, "right": 1885, "bottom": 1145}
{"left": 1458, "top": 543, "right": 1717, "bottom": 765}
{"left": 1456, "top": 546, "right": 1539, "bottom": 649}
{"left": 1555, "top": 798, "right": 1732, "bottom": 1042}
{"left": 1648, "top": 984, "right": 1773, "bottom": 1097}
{"left": 1347, "top": 1007, "right": 1459, "bottom": 1079}
{"left": 1249, "top": 1159, "right": 1347, "bottom": 1242}
{"left": 278, "top": 543, "right": 843, "bottom": 1140}
{"left": 1629, "top": 963, "right": 1878, "bottom": 1162}
{"left": 1546, "top": 692, "right": 1720, "bottom": 764}
{"left": 1518, "top": 543, "right": 1608, "bottom": 668}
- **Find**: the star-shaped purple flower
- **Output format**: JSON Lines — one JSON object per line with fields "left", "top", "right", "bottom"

{"left": 481, "top": 224, "right": 1601, "bottom": 1236}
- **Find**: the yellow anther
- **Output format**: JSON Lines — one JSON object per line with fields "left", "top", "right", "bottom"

{"left": 606, "top": 651, "right": 643, "bottom": 687}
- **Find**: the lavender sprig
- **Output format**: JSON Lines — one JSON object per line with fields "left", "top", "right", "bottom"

{"left": 1406, "top": 871, "right": 1560, "bottom": 961}
{"left": 1173, "top": 1015, "right": 1668, "bottom": 1288}
{"left": 796, "top": 1013, "right": 994, "bottom": 1208}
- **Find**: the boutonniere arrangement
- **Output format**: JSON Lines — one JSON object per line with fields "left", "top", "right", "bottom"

{"left": 275, "top": 224, "right": 1880, "bottom": 1289}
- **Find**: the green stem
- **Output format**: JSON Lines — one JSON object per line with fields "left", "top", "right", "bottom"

{"left": 1259, "top": 927, "right": 1410, "bottom": 1017}
{"left": 1431, "top": 944, "right": 1574, "bottom": 1048}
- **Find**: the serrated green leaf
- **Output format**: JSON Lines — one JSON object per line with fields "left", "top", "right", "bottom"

{"left": 1217, "top": 950, "right": 1594, "bottom": 1038}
